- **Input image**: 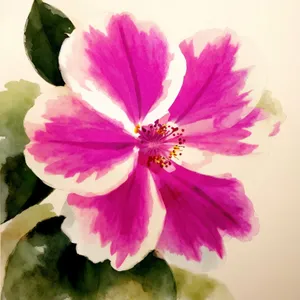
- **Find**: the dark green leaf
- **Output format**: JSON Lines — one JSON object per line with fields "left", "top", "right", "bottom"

{"left": 1, "top": 153, "right": 53, "bottom": 223}
{"left": 3, "top": 217, "right": 177, "bottom": 300}
{"left": 24, "top": 0, "right": 75, "bottom": 85}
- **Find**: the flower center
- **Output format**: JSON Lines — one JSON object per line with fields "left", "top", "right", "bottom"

{"left": 136, "top": 120, "right": 186, "bottom": 168}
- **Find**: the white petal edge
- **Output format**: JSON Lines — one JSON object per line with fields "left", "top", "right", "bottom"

{"left": 176, "top": 113, "right": 282, "bottom": 178}
{"left": 40, "top": 189, "right": 70, "bottom": 215}
{"left": 142, "top": 45, "right": 187, "bottom": 125}
{"left": 59, "top": 14, "right": 187, "bottom": 130}
{"left": 172, "top": 146, "right": 213, "bottom": 172}
{"left": 61, "top": 170, "right": 166, "bottom": 271}
{"left": 172, "top": 143, "right": 264, "bottom": 178}
{"left": 24, "top": 86, "right": 68, "bottom": 140}
{"left": 59, "top": 25, "right": 135, "bottom": 134}
{"left": 24, "top": 147, "right": 138, "bottom": 196}
{"left": 24, "top": 86, "right": 138, "bottom": 196}
{"left": 185, "top": 28, "right": 267, "bottom": 115}
{"left": 157, "top": 247, "right": 221, "bottom": 274}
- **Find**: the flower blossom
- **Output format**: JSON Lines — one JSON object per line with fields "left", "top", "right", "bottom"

{"left": 24, "top": 13, "right": 270, "bottom": 271}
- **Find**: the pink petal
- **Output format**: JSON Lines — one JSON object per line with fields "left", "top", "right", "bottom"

{"left": 164, "top": 30, "right": 267, "bottom": 157}
{"left": 269, "top": 121, "right": 281, "bottom": 137}
{"left": 24, "top": 87, "right": 137, "bottom": 195}
{"left": 168, "top": 30, "right": 265, "bottom": 127}
{"left": 182, "top": 107, "right": 266, "bottom": 156}
{"left": 62, "top": 164, "right": 165, "bottom": 270}
{"left": 151, "top": 163, "right": 255, "bottom": 262}
{"left": 254, "top": 90, "right": 286, "bottom": 139}
{"left": 59, "top": 13, "right": 183, "bottom": 126}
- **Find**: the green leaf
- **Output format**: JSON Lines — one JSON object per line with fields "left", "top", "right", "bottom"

{"left": 24, "top": 0, "right": 75, "bottom": 85}
{"left": 173, "top": 267, "right": 234, "bottom": 300}
{"left": 2, "top": 217, "right": 177, "bottom": 300}
{"left": 1, "top": 154, "right": 53, "bottom": 223}
{"left": 1, "top": 203, "right": 56, "bottom": 285}
{"left": 0, "top": 80, "right": 53, "bottom": 223}
{"left": 0, "top": 80, "right": 40, "bottom": 165}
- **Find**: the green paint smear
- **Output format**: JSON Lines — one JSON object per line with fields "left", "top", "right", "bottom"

{"left": 173, "top": 267, "right": 216, "bottom": 299}
{"left": 2, "top": 217, "right": 177, "bottom": 300}
{"left": 0, "top": 173, "right": 9, "bottom": 222}
{"left": 173, "top": 267, "right": 234, "bottom": 300}
{"left": 0, "top": 80, "right": 54, "bottom": 223}
{"left": 1, "top": 203, "right": 56, "bottom": 286}
{"left": 0, "top": 80, "right": 53, "bottom": 223}
{"left": 24, "top": 0, "right": 75, "bottom": 85}
{"left": 256, "top": 90, "right": 286, "bottom": 122}
{"left": 0, "top": 80, "right": 40, "bottom": 165}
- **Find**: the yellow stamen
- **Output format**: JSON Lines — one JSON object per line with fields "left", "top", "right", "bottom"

{"left": 134, "top": 124, "right": 141, "bottom": 134}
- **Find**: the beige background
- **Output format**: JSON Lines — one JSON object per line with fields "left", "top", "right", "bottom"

{"left": 0, "top": 0, "right": 300, "bottom": 299}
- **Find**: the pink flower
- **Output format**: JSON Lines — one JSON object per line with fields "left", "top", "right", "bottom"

{"left": 24, "top": 13, "right": 268, "bottom": 271}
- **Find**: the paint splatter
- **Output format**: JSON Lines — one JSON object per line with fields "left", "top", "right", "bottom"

{"left": 256, "top": 90, "right": 286, "bottom": 137}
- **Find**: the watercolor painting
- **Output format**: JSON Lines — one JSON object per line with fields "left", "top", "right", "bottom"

{"left": 2, "top": 0, "right": 299, "bottom": 299}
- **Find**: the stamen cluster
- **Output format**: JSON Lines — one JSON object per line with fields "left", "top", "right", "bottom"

{"left": 137, "top": 120, "right": 186, "bottom": 168}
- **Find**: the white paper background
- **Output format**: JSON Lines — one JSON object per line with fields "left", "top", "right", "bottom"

{"left": 0, "top": 0, "right": 299, "bottom": 299}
